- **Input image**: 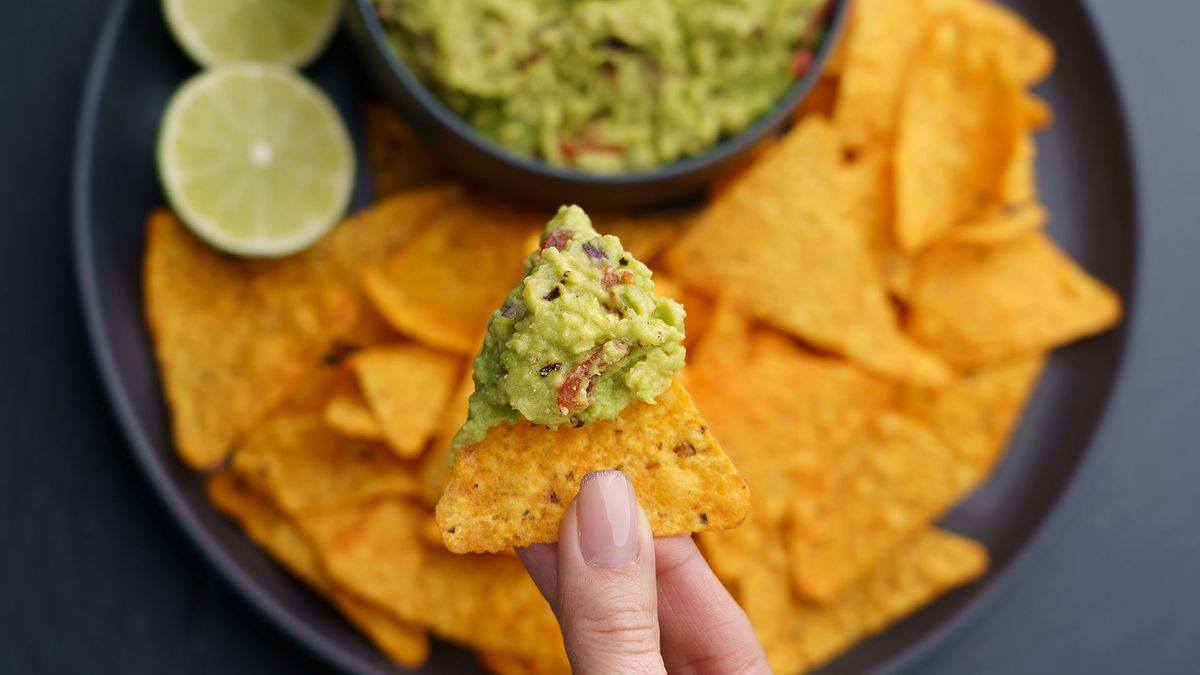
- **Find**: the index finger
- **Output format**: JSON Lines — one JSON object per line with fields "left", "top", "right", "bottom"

{"left": 653, "top": 536, "right": 769, "bottom": 675}
{"left": 516, "top": 543, "right": 559, "bottom": 614}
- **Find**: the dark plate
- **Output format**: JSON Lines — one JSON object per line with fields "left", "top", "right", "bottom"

{"left": 72, "top": 0, "right": 1137, "bottom": 673}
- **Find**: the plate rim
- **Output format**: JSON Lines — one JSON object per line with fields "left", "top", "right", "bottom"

{"left": 865, "top": 2, "right": 1143, "bottom": 664}
{"left": 70, "top": 1, "right": 1141, "bottom": 673}
{"left": 70, "top": 1, "right": 393, "bottom": 674}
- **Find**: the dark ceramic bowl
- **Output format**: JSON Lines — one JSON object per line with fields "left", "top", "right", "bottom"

{"left": 345, "top": 1, "right": 852, "bottom": 210}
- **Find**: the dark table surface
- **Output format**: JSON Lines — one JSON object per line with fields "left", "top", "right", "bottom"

{"left": 3, "top": 1, "right": 1198, "bottom": 673}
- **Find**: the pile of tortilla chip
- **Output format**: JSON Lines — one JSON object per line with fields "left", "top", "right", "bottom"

{"left": 142, "top": 0, "right": 1121, "bottom": 672}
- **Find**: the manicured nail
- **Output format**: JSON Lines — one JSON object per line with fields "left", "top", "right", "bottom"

{"left": 576, "top": 470, "right": 639, "bottom": 567}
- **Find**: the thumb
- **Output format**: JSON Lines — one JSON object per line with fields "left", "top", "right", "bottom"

{"left": 555, "top": 470, "right": 665, "bottom": 675}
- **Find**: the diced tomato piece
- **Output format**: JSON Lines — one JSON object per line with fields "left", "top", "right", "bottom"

{"left": 556, "top": 341, "right": 630, "bottom": 413}
{"left": 541, "top": 228, "right": 572, "bottom": 251}
{"left": 790, "top": 48, "right": 814, "bottom": 78}
{"left": 601, "top": 267, "right": 624, "bottom": 289}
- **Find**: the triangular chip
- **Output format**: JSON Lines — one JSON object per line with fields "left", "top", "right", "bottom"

{"left": 738, "top": 527, "right": 987, "bottom": 673}
{"left": 477, "top": 652, "right": 570, "bottom": 675}
{"left": 323, "top": 389, "right": 384, "bottom": 440}
{"left": 784, "top": 412, "right": 979, "bottom": 601}
{"left": 144, "top": 186, "right": 456, "bottom": 468}
{"left": 207, "top": 472, "right": 430, "bottom": 667}
{"left": 1002, "top": 134, "right": 1039, "bottom": 208}
{"left": 297, "top": 497, "right": 566, "bottom": 665}
{"left": 419, "top": 366, "right": 476, "bottom": 506}
{"left": 930, "top": 0, "right": 1055, "bottom": 86}
{"left": 899, "top": 356, "right": 1046, "bottom": 474}
{"left": 688, "top": 305, "right": 895, "bottom": 527}
{"left": 436, "top": 380, "right": 749, "bottom": 553}
{"left": 942, "top": 203, "right": 1046, "bottom": 246}
{"left": 834, "top": 0, "right": 933, "bottom": 148}
{"left": 894, "top": 17, "right": 1023, "bottom": 252}
{"left": 908, "top": 231, "right": 1122, "bottom": 367}
{"left": 229, "top": 416, "right": 421, "bottom": 516}
{"left": 362, "top": 200, "right": 542, "bottom": 354}
{"left": 591, "top": 211, "right": 688, "bottom": 263}
{"left": 686, "top": 306, "right": 979, "bottom": 600}
{"left": 664, "top": 118, "right": 949, "bottom": 385}
{"left": 350, "top": 344, "right": 463, "bottom": 458}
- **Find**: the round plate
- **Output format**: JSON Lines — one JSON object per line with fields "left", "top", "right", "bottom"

{"left": 72, "top": 1, "right": 1137, "bottom": 673}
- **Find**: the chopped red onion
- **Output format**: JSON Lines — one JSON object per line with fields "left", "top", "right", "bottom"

{"left": 541, "top": 228, "right": 571, "bottom": 251}
{"left": 581, "top": 241, "right": 608, "bottom": 261}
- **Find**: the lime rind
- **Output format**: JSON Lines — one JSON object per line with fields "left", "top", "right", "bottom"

{"left": 163, "top": 0, "right": 343, "bottom": 67}
{"left": 157, "top": 63, "right": 354, "bottom": 257}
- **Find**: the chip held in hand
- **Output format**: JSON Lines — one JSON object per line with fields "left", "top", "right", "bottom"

{"left": 437, "top": 206, "right": 749, "bottom": 552}
{"left": 437, "top": 379, "right": 750, "bottom": 553}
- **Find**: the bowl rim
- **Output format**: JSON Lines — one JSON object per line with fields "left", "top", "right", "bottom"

{"left": 349, "top": 0, "right": 854, "bottom": 185}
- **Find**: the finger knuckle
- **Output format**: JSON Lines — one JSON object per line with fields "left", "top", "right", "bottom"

{"left": 569, "top": 590, "right": 659, "bottom": 650}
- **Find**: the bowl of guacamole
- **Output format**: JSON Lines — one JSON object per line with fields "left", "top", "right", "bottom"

{"left": 346, "top": 0, "right": 850, "bottom": 208}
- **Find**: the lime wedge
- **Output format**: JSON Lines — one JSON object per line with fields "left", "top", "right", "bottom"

{"left": 157, "top": 64, "right": 355, "bottom": 257}
{"left": 163, "top": 0, "right": 342, "bottom": 67}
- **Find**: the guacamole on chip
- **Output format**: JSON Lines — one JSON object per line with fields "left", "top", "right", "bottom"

{"left": 453, "top": 205, "right": 686, "bottom": 450}
{"left": 375, "top": 0, "right": 830, "bottom": 171}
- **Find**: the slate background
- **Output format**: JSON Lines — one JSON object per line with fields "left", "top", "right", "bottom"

{"left": 2, "top": 1, "right": 1197, "bottom": 673}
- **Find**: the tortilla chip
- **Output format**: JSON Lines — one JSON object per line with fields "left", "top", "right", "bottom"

{"left": 593, "top": 211, "right": 688, "bottom": 263}
{"left": 647, "top": 273, "right": 710, "bottom": 348}
{"left": 689, "top": 306, "right": 895, "bottom": 529}
{"left": 230, "top": 416, "right": 421, "bottom": 516}
{"left": 478, "top": 652, "right": 571, "bottom": 675}
{"left": 834, "top": 0, "right": 933, "bottom": 147}
{"left": 363, "top": 200, "right": 542, "bottom": 354}
{"left": 364, "top": 102, "right": 446, "bottom": 199}
{"left": 794, "top": 76, "right": 840, "bottom": 121}
{"left": 207, "top": 472, "right": 429, "bottom": 667}
{"left": 909, "top": 232, "right": 1122, "bottom": 367}
{"left": 942, "top": 203, "right": 1046, "bottom": 245}
{"left": 299, "top": 498, "right": 429, "bottom": 618}
{"left": 884, "top": 253, "right": 916, "bottom": 302}
{"left": 269, "top": 363, "right": 354, "bottom": 419}
{"left": 300, "top": 498, "right": 566, "bottom": 664}
{"left": 930, "top": 0, "right": 1055, "bottom": 86}
{"left": 841, "top": 146, "right": 898, "bottom": 276}
{"left": 785, "top": 412, "right": 979, "bottom": 601}
{"left": 419, "top": 366, "right": 476, "bottom": 506}
{"left": 436, "top": 380, "right": 749, "bottom": 553}
{"left": 1002, "top": 134, "right": 1039, "bottom": 207}
{"left": 664, "top": 118, "right": 949, "bottom": 385}
{"left": 894, "top": 17, "right": 1023, "bottom": 252}
{"left": 708, "top": 136, "right": 780, "bottom": 200}
{"left": 1021, "top": 94, "right": 1053, "bottom": 130}
{"left": 145, "top": 187, "right": 456, "bottom": 468}
{"left": 144, "top": 212, "right": 345, "bottom": 469}
{"left": 350, "top": 344, "right": 462, "bottom": 458}
{"left": 899, "top": 356, "right": 1046, "bottom": 474}
{"left": 419, "top": 550, "right": 568, "bottom": 665}
{"left": 306, "top": 184, "right": 463, "bottom": 349}
{"left": 688, "top": 300, "right": 754, "bottom": 373}
{"left": 678, "top": 285, "right": 713, "bottom": 348}
{"left": 741, "top": 528, "right": 987, "bottom": 673}
{"left": 319, "top": 367, "right": 384, "bottom": 437}
{"left": 323, "top": 389, "right": 384, "bottom": 440}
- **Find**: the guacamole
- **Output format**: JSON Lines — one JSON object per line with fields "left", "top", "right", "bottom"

{"left": 376, "top": 0, "right": 829, "bottom": 172}
{"left": 453, "top": 205, "right": 686, "bottom": 450}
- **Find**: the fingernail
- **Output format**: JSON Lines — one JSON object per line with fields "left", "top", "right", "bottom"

{"left": 576, "top": 470, "right": 639, "bottom": 567}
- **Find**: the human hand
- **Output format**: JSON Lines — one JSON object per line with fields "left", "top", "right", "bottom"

{"left": 517, "top": 470, "right": 770, "bottom": 675}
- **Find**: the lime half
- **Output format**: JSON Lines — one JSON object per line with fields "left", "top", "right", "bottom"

{"left": 157, "top": 64, "right": 354, "bottom": 257}
{"left": 164, "top": 0, "right": 342, "bottom": 67}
